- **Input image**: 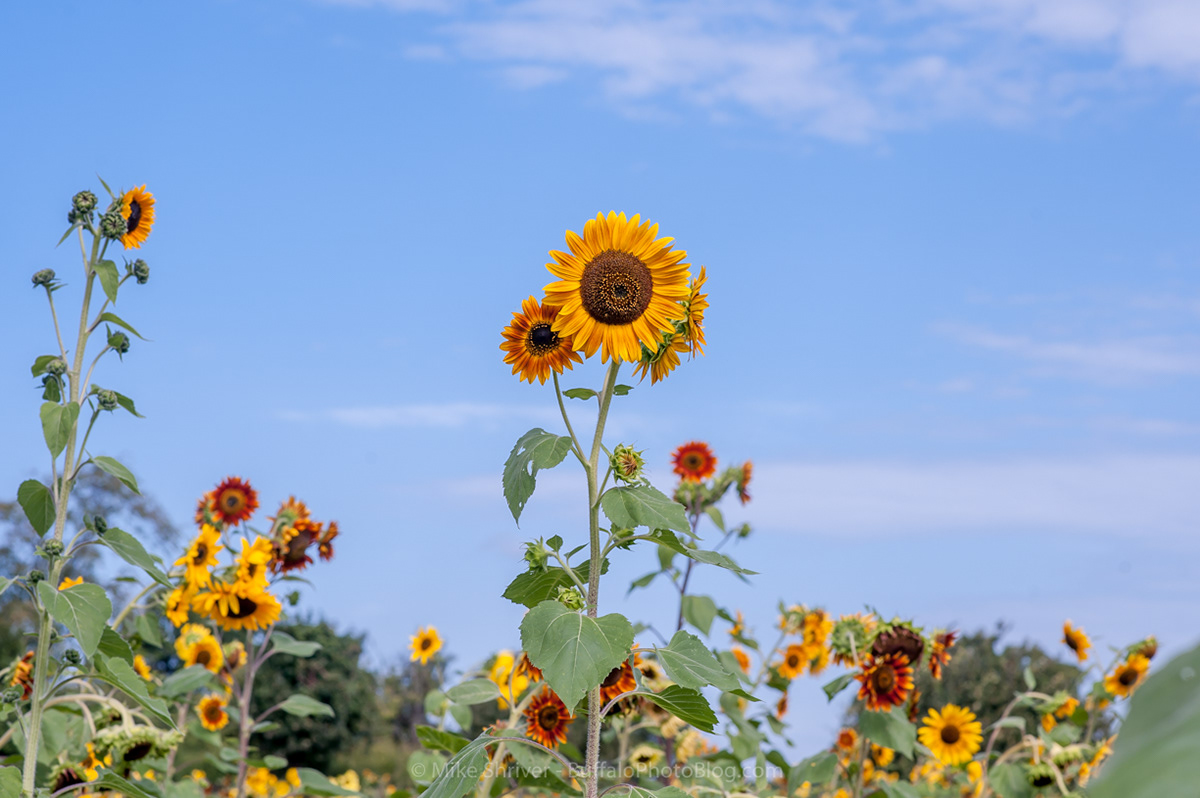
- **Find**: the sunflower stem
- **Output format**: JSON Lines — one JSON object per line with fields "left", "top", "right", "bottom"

{"left": 552, "top": 372, "right": 587, "bottom": 466}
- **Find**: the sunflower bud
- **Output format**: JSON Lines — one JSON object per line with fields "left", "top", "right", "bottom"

{"left": 107, "top": 330, "right": 130, "bottom": 355}
{"left": 610, "top": 444, "right": 646, "bottom": 484}
{"left": 1027, "top": 763, "right": 1054, "bottom": 788}
{"left": 28, "top": 570, "right": 46, "bottom": 584}
{"left": 287, "top": 591, "right": 301, "bottom": 606}
{"left": 99, "top": 207, "right": 127, "bottom": 240}
{"left": 42, "top": 540, "right": 65, "bottom": 558}
{"left": 1, "top": 687, "right": 21, "bottom": 704}
{"left": 1133, "top": 636, "right": 1158, "bottom": 660}
{"left": 88, "top": 515, "right": 108, "bottom": 535}
{"left": 555, "top": 585, "right": 585, "bottom": 611}
{"left": 523, "top": 541, "right": 549, "bottom": 572}
{"left": 129, "top": 258, "right": 150, "bottom": 285}
{"left": 32, "top": 268, "right": 56, "bottom": 288}
{"left": 96, "top": 390, "right": 119, "bottom": 412}
{"left": 46, "top": 358, "right": 67, "bottom": 377}
{"left": 871, "top": 625, "right": 926, "bottom": 665}
{"left": 63, "top": 649, "right": 83, "bottom": 666}
{"left": 73, "top": 190, "right": 98, "bottom": 215}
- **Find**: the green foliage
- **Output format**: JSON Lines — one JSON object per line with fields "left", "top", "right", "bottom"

{"left": 656, "top": 630, "right": 740, "bottom": 691}
{"left": 519, "top": 600, "right": 634, "bottom": 710}
{"left": 600, "top": 485, "right": 689, "bottom": 534}
{"left": 92, "top": 455, "right": 139, "bottom": 493}
{"left": 36, "top": 581, "right": 112, "bottom": 657}
{"left": 15, "top": 480, "right": 54, "bottom": 537}
{"left": 39, "top": 400, "right": 79, "bottom": 458}
{"left": 858, "top": 709, "right": 917, "bottom": 758}
{"left": 503, "top": 428, "right": 574, "bottom": 523}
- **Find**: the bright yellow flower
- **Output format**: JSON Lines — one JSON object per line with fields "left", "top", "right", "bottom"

{"left": 175, "top": 525, "right": 223, "bottom": 588}
{"left": 118, "top": 185, "right": 156, "bottom": 249}
{"left": 410, "top": 626, "right": 442, "bottom": 666}
{"left": 917, "top": 704, "right": 983, "bottom": 766}
{"left": 133, "top": 654, "right": 153, "bottom": 681}
{"left": 500, "top": 296, "right": 583, "bottom": 384}
{"left": 58, "top": 575, "right": 84, "bottom": 590}
{"left": 1104, "top": 654, "right": 1150, "bottom": 698}
{"left": 237, "top": 536, "right": 274, "bottom": 590}
{"left": 194, "top": 581, "right": 282, "bottom": 632}
{"left": 489, "top": 649, "right": 530, "bottom": 708}
{"left": 197, "top": 694, "right": 229, "bottom": 731}
{"left": 1062, "top": 621, "right": 1091, "bottom": 662}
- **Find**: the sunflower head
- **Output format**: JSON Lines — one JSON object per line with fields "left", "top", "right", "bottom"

{"left": 732, "top": 647, "right": 751, "bottom": 674}
{"left": 501, "top": 296, "right": 583, "bottom": 384}
{"left": 929, "top": 630, "right": 958, "bottom": 680}
{"left": 871, "top": 625, "right": 926, "bottom": 666}
{"left": 410, "top": 627, "right": 442, "bottom": 666}
{"left": 524, "top": 687, "right": 574, "bottom": 749}
{"left": 855, "top": 652, "right": 915, "bottom": 712}
{"left": 600, "top": 652, "right": 641, "bottom": 704}
{"left": 737, "top": 461, "right": 752, "bottom": 505}
{"left": 194, "top": 581, "right": 282, "bottom": 632}
{"left": 118, "top": 185, "right": 156, "bottom": 249}
{"left": 632, "top": 331, "right": 683, "bottom": 384}
{"left": 831, "top": 614, "right": 876, "bottom": 667}
{"left": 174, "top": 525, "right": 223, "bottom": 589}
{"left": 671, "top": 441, "right": 717, "bottom": 482}
{"left": 197, "top": 694, "right": 230, "bottom": 731}
{"left": 778, "top": 643, "right": 809, "bottom": 680}
{"left": 835, "top": 727, "right": 858, "bottom": 753}
{"left": 1063, "top": 621, "right": 1092, "bottom": 662}
{"left": 211, "top": 477, "right": 259, "bottom": 526}
{"left": 917, "top": 704, "right": 983, "bottom": 766}
{"left": 1104, "top": 654, "right": 1150, "bottom": 698}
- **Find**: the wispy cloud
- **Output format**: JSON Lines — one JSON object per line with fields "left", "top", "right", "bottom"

{"left": 323, "top": 0, "right": 1200, "bottom": 139}
{"left": 279, "top": 402, "right": 557, "bottom": 428}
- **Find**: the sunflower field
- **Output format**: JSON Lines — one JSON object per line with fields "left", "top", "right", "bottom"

{"left": 2, "top": 188, "right": 1197, "bottom": 798}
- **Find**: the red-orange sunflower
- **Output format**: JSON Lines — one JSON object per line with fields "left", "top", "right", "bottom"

{"left": 929, "top": 631, "right": 957, "bottom": 680}
{"left": 272, "top": 519, "right": 321, "bottom": 573}
{"left": 600, "top": 652, "right": 641, "bottom": 704}
{"left": 738, "top": 461, "right": 752, "bottom": 504}
{"left": 211, "top": 477, "right": 259, "bottom": 526}
{"left": 500, "top": 296, "right": 583, "bottom": 384}
{"left": 855, "top": 652, "right": 914, "bottom": 712}
{"left": 525, "top": 687, "right": 574, "bottom": 748}
{"left": 672, "top": 441, "right": 717, "bottom": 482}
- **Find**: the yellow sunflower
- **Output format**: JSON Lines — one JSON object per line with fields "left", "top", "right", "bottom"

{"left": 1104, "top": 654, "right": 1150, "bottom": 698}
{"left": 543, "top": 211, "right": 691, "bottom": 363}
{"left": 81, "top": 743, "right": 110, "bottom": 780}
{"left": 119, "top": 185, "right": 156, "bottom": 249}
{"left": 175, "top": 525, "right": 223, "bottom": 588}
{"left": 194, "top": 581, "right": 282, "bottom": 632}
{"left": 197, "top": 694, "right": 229, "bottom": 731}
{"left": 917, "top": 704, "right": 983, "bottom": 766}
{"left": 681, "top": 266, "right": 708, "bottom": 356}
{"left": 133, "top": 654, "right": 153, "bottom": 681}
{"left": 410, "top": 626, "right": 442, "bottom": 666}
{"left": 237, "top": 536, "right": 274, "bottom": 590}
{"left": 58, "top": 575, "right": 84, "bottom": 590}
{"left": 777, "top": 644, "right": 809, "bottom": 680}
{"left": 871, "top": 744, "right": 895, "bottom": 767}
{"left": 732, "top": 647, "right": 751, "bottom": 674}
{"left": 631, "top": 332, "right": 683, "bottom": 385}
{"left": 835, "top": 728, "right": 858, "bottom": 753}
{"left": 181, "top": 637, "right": 224, "bottom": 675}
{"left": 165, "top": 584, "right": 196, "bottom": 627}
{"left": 524, "top": 686, "right": 574, "bottom": 748}
{"left": 1063, "top": 621, "right": 1091, "bottom": 662}
{"left": 500, "top": 296, "right": 583, "bottom": 384}
{"left": 489, "top": 649, "right": 530, "bottom": 708}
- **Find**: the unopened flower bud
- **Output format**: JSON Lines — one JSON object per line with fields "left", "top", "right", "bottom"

{"left": 523, "top": 541, "right": 549, "bottom": 572}
{"left": 32, "top": 268, "right": 56, "bottom": 288}
{"left": 610, "top": 444, "right": 646, "bottom": 484}
{"left": 96, "top": 390, "right": 119, "bottom": 412}
{"left": 28, "top": 570, "right": 46, "bottom": 584}
{"left": 89, "top": 515, "right": 108, "bottom": 534}
{"left": 99, "top": 208, "right": 127, "bottom": 240}
{"left": 43, "top": 540, "right": 65, "bottom": 557}
{"left": 63, "top": 649, "right": 82, "bottom": 666}
{"left": 73, "top": 190, "right": 98, "bottom": 214}
{"left": 1, "top": 687, "right": 21, "bottom": 704}
{"left": 287, "top": 591, "right": 301, "bottom": 606}
{"left": 47, "top": 358, "right": 67, "bottom": 377}
{"left": 555, "top": 585, "right": 585, "bottom": 611}
{"left": 107, "top": 331, "right": 130, "bottom": 355}
{"left": 130, "top": 259, "right": 150, "bottom": 285}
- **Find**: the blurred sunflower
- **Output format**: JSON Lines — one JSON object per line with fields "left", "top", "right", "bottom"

{"left": 775, "top": 693, "right": 788, "bottom": 719}
{"left": 778, "top": 644, "right": 808, "bottom": 680}
{"left": 177, "top": 625, "right": 224, "bottom": 674}
{"left": 856, "top": 652, "right": 914, "bottom": 712}
{"left": 195, "top": 581, "right": 281, "bottom": 632}
{"left": 543, "top": 211, "right": 691, "bottom": 363}
{"left": 737, "top": 461, "right": 752, "bottom": 504}
{"left": 318, "top": 521, "right": 339, "bottom": 561}
{"left": 211, "top": 476, "right": 258, "bottom": 526}
{"left": 410, "top": 627, "right": 442, "bottom": 666}
{"left": 671, "top": 441, "right": 717, "bottom": 482}
{"left": 515, "top": 651, "right": 543, "bottom": 683}
{"left": 165, "top": 585, "right": 195, "bottom": 627}
{"left": 524, "top": 687, "right": 574, "bottom": 748}
{"left": 197, "top": 695, "right": 229, "bottom": 731}
{"left": 836, "top": 728, "right": 858, "bottom": 753}
{"left": 500, "top": 296, "right": 583, "bottom": 384}
{"left": 732, "top": 647, "right": 751, "bottom": 674}
{"left": 929, "top": 631, "right": 958, "bottom": 680}
{"left": 272, "top": 519, "right": 321, "bottom": 573}
{"left": 133, "top": 655, "right": 153, "bottom": 681}
{"left": 237, "top": 536, "right": 274, "bottom": 590}
{"left": 600, "top": 652, "right": 641, "bottom": 704}
{"left": 58, "top": 575, "right": 84, "bottom": 590}
{"left": 917, "top": 704, "right": 982, "bottom": 766}
{"left": 175, "top": 525, "right": 223, "bottom": 588}
{"left": 1063, "top": 621, "right": 1091, "bottom": 662}
{"left": 871, "top": 744, "right": 895, "bottom": 767}
{"left": 831, "top": 614, "right": 876, "bottom": 667}
{"left": 119, "top": 185, "right": 155, "bottom": 249}
{"left": 1104, "top": 654, "right": 1150, "bottom": 698}
{"left": 489, "top": 650, "right": 529, "bottom": 708}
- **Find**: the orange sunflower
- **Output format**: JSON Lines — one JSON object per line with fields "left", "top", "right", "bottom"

{"left": 737, "top": 461, "right": 752, "bottom": 504}
{"left": 543, "top": 212, "right": 691, "bottom": 363}
{"left": 515, "top": 651, "right": 543, "bottom": 683}
{"left": 681, "top": 266, "right": 708, "bottom": 356}
{"left": 525, "top": 687, "right": 574, "bottom": 748}
{"left": 119, "top": 185, "right": 156, "bottom": 249}
{"left": 318, "top": 521, "right": 339, "bottom": 561}
{"left": 672, "top": 441, "right": 717, "bottom": 482}
{"left": 500, "top": 296, "right": 583, "bottom": 384}
{"left": 777, "top": 644, "right": 808, "bottom": 680}
{"left": 1063, "top": 621, "right": 1091, "bottom": 662}
{"left": 856, "top": 652, "right": 914, "bottom": 712}
{"left": 1104, "top": 654, "right": 1150, "bottom": 698}
{"left": 929, "top": 631, "right": 957, "bottom": 680}
{"left": 211, "top": 477, "right": 258, "bottom": 526}
{"left": 631, "top": 335, "right": 683, "bottom": 385}
{"left": 272, "top": 519, "right": 321, "bottom": 573}
{"left": 600, "top": 653, "right": 641, "bottom": 704}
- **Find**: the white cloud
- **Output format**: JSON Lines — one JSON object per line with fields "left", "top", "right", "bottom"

{"left": 279, "top": 402, "right": 556, "bottom": 428}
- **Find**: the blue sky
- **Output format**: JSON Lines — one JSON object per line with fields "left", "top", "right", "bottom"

{"left": 3, "top": 0, "right": 1199, "bottom": 750}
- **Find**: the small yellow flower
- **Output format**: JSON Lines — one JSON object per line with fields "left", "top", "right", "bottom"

{"left": 917, "top": 704, "right": 983, "bottom": 766}
{"left": 1104, "top": 654, "right": 1150, "bottom": 698}
{"left": 410, "top": 626, "right": 442, "bottom": 666}
{"left": 1062, "top": 621, "right": 1091, "bottom": 662}
{"left": 58, "top": 575, "right": 84, "bottom": 590}
{"left": 133, "top": 654, "right": 153, "bottom": 681}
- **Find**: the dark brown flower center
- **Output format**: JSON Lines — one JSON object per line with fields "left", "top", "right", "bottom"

{"left": 527, "top": 323, "right": 559, "bottom": 355}
{"left": 124, "top": 742, "right": 152, "bottom": 762}
{"left": 580, "top": 250, "right": 653, "bottom": 325}
{"left": 421, "top": 637, "right": 433, "bottom": 650}
{"left": 683, "top": 453, "right": 705, "bottom": 471}
{"left": 194, "top": 544, "right": 208, "bottom": 563}
{"left": 196, "top": 649, "right": 211, "bottom": 666}
{"left": 1118, "top": 668, "right": 1138, "bottom": 686}
{"left": 872, "top": 665, "right": 896, "bottom": 693}
{"left": 1067, "top": 635, "right": 1080, "bottom": 651}
{"left": 940, "top": 725, "right": 960, "bottom": 744}
{"left": 537, "top": 705, "right": 561, "bottom": 730}
{"left": 786, "top": 654, "right": 801, "bottom": 669}
{"left": 54, "top": 768, "right": 83, "bottom": 791}
{"left": 221, "top": 490, "right": 245, "bottom": 512}
{"left": 204, "top": 703, "right": 224, "bottom": 722}
{"left": 602, "top": 665, "right": 624, "bottom": 689}
{"left": 127, "top": 200, "right": 142, "bottom": 233}
{"left": 229, "top": 597, "right": 258, "bottom": 619}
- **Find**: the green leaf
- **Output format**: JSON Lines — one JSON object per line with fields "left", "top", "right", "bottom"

{"left": 0, "top": 766, "right": 20, "bottom": 797}
{"left": 37, "top": 581, "right": 111, "bottom": 657}
{"left": 135, "top": 611, "right": 162, "bottom": 647}
{"left": 500, "top": 733, "right": 573, "bottom": 789}
{"left": 822, "top": 673, "right": 857, "bottom": 701}
{"left": 448, "top": 703, "right": 472, "bottom": 730}
{"left": 94, "top": 259, "right": 120, "bottom": 304}
{"left": 419, "top": 741, "right": 490, "bottom": 798}
{"left": 640, "top": 685, "right": 718, "bottom": 732}
{"left": 424, "top": 689, "right": 449, "bottom": 717}
{"left": 271, "top": 630, "right": 323, "bottom": 657}
{"left": 93, "top": 772, "right": 159, "bottom": 798}
{"left": 704, "top": 506, "right": 726, "bottom": 532}
{"left": 95, "top": 655, "right": 175, "bottom": 727}
{"left": 97, "top": 626, "right": 134, "bottom": 664}
{"left": 159, "top": 665, "right": 217, "bottom": 698}
{"left": 408, "top": 750, "right": 447, "bottom": 787}
{"left": 297, "top": 767, "right": 363, "bottom": 796}
{"left": 600, "top": 485, "right": 689, "bottom": 534}
{"left": 30, "top": 354, "right": 58, "bottom": 377}
{"left": 1023, "top": 665, "right": 1036, "bottom": 691}
{"left": 279, "top": 694, "right": 336, "bottom": 718}
{"left": 520, "top": 600, "right": 634, "bottom": 709}
{"left": 988, "top": 763, "right": 1032, "bottom": 798}
{"left": 859, "top": 709, "right": 916, "bottom": 759}
{"left": 40, "top": 400, "right": 79, "bottom": 458}
{"left": 93, "top": 455, "right": 139, "bottom": 494}
{"left": 0, "top": 577, "right": 10, "bottom": 600}
{"left": 99, "top": 311, "right": 147, "bottom": 340}
{"left": 503, "top": 428, "right": 574, "bottom": 524}
{"left": 17, "top": 479, "right": 55, "bottom": 537}
{"left": 656, "top": 630, "right": 741, "bottom": 691}
{"left": 417, "top": 726, "right": 471, "bottom": 754}
{"left": 563, "top": 388, "right": 596, "bottom": 400}
{"left": 876, "top": 783, "right": 921, "bottom": 798}
{"left": 788, "top": 751, "right": 837, "bottom": 795}
{"left": 989, "top": 716, "right": 1027, "bottom": 732}
{"left": 606, "top": 788, "right": 689, "bottom": 798}
{"left": 99, "top": 527, "right": 170, "bottom": 586}
{"left": 1089, "top": 641, "right": 1200, "bottom": 798}
{"left": 647, "top": 530, "right": 758, "bottom": 574}
{"left": 446, "top": 679, "right": 502, "bottom": 706}
{"left": 680, "top": 594, "right": 717, "bottom": 635}
{"left": 503, "top": 560, "right": 605, "bottom": 608}
{"left": 612, "top": 384, "right": 633, "bottom": 396}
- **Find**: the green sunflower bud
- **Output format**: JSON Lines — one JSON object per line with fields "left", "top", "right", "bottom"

{"left": 28, "top": 570, "right": 46, "bottom": 584}
{"left": 523, "top": 541, "right": 549, "bottom": 572}
{"left": 555, "top": 585, "right": 585, "bottom": 611}
{"left": 88, "top": 515, "right": 108, "bottom": 534}
{"left": 42, "top": 540, "right": 65, "bottom": 557}
{"left": 46, "top": 358, "right": 67, "bottom": 377}
{"left": 99, "top": 207, "right": 126, "bottom": 240}
{"left": 1, "top": 687, "right": 21, "bottom": 704}
{"left": 96, "top": 389, "right": 119, "bottom": 412}
{"left": 31, "top": 268, "right": 56, "bottom": 288}
{"left": 107, "top": 330, "right": 130, "bottom": 355}
{"left": 72, "top": 190, "right": 98, "bottom": 214}
{"left": 129, "top": 258, "right": 150, "bottom": 285}
{"left": 63, "top": 649, "right": 82, "bottom": 666}
{"left": 610, "top": 444, "right": 646, "bottom": 484}
{"left": 287, "top": 591, "right": 301, "bottom": 606}
{"left": 41, "top": 375, "right": 62, "bottom": 402}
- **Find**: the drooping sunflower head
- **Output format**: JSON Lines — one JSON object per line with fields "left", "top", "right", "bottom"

{"left": 118, "top": 185, "right": 156, "bottom": 249}
{"left": 543, "top": 212, "right": 692, "bottom": 364}
{"left": 671, "top": 441, "right": 717, "bottom": 482}
{"left": 917, "top": 704, "right": 983, "bottom": 766}
{"left": 628, "top": 744, "right": 664, "bottom": 775}
{"left": 272, "top": 519, "right": 321, "bottom": 574}
{"left": 174, "top": 525, "right": 224, "bottom": 589}
{"left": 410, "top": 626, "right": 442, "bottom": 666}
{"left": 778, "top": 643, "right": 809, "bottom": 680}
{"left": 831, "top": 614, "right": 877, "bottom": 667}
{"left": 50, "top": 764, "right": 85, "bottom": 793}
{"left": 196, "top": 694, "right": 230, "bottom": 731}
{"left": 500, "top": 296, "right": 583, "bottom": 384}
{"left": 211, "top": 476, "right": 259, "bottom": 526}
{"left": 631, "top": 332, "right": 683, "bottom": 385}
{"left": 737, "top": 461, "right": 752, "bottom": 505}
{"left": 515, "top": 651, "right": 543, "bottom": 683}
{"left": 856, "top": 652, "right": 915, "bottom": 712}
{"left": 680, "top": 265, "right": 708, "bottom": 357}
{"left": 1063, "top": 621, "right": 1091, "bottom": 662}
{"left": 318, "top": 521, "right": 339, "bottom": 562}
{"left": 524, "top": 687, "right": 574, "bottom": 749}
{"left": 871, "top": 625, "right": 926, "bottom": 666}
{"left": 1104, "top": 654, "right": 1150, "bottom": 698}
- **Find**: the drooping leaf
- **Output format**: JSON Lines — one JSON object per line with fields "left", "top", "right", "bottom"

{"left": 99, "top": 527, "right": 170, "bottom": 586}
{"left": 639, "top": 685, "right": 718, "bottom": 732}
{"left": 95, "top": 655, "right": 174, "bottom": 727}
{"left": 37, "top": 581, "right": 111, "bottom": 658}
{"left": 97, "top": 627, "right": 134, "bottom": 664}
{"left": 520, "top": 600, "right": 633, "bottom": 709}
{"left": 988, "top": 763, "right": 1033, "bottom": 798}
{"left": 99, "top": 312, "right": 147, "bottom": 340}
{"left": 158, "top": 665, "right": 217, "bottom": 698}
{"left": 859, "top": 709, "right": 916, "bottom": 759}
{"left": 93, "top": 455, "right": 139, "bottom": 494}
{"left": 270, "top": 630, "right": 322, "bottom": 658}
{"left": 418, "top": 740, "right": 490, "bottom": 798}
{"left": 417, "top": 726, "right": 472, "bottom": 755}
{"left": 30, "top": 354, "right": 59, "bottom": 377}
{"left": 40, "top": 400, "right": 79, "bottom": 458}
{"left": 563, "top": 388, "right": 596, "bottom": 400}
{"left": 680, "top": 594, "right": 718, "bottom": 636}
{"left": 298, "top": 767, "right": 363, "bottom": 796}
{"left": 822, "top": 673, "right": 857, "bottom": 701}
{"left": 600, "top": 485, "right": 689, "bottom": 534}
{"left": 94, "top": 259, "right": 120, "bottom": 304}
{"left": 503, "top": 428, "right": 574, "bottom": 524}
{"left": 93, "top": 772, "right": 159, "bottom": 798}
{"left": 17, "top": 479, "right": 55, "bottom": 537}
{"left": 656, "top": 630, "right": 740, "bottom": 691}
{"left": 278, "top": 694, "right": 335, "bottom": 718}
{"left": 446, "top": 679, "right": 502, "bottom": 706}
{"left": 647, "top": 530, "right": 757, "bottom": 574}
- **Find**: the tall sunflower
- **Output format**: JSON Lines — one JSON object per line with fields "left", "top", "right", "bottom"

{"left": 671, "top": 441, "right": 717, "bottom": 482}
{"left": 1063, "top": 621, "right": 1091, "bottom": 662}
{"left": 410, "top": 627, "right": 442, "bottom": 666}
{"left": 500, "top": 296, "right": 583, "bottom": 384}
{"left": 917, "top": 704, "right": 983, "bottom": 765}
{"left": 543, "top": 212, "right": 691, "bottom": 363}
{"left": 119, "top": 185, "right": 156, "bottom": 249}
{"left": 524, "top": 687, "right": 574, "bottom": 748}
{"left": 175, "top": 525, "right": 223, "bottom": 588}
{"left": 1104, "top": 654, "right": 1150, "bottom": 698}
{"left": 855, "top": 652, "right": 914, "bottom": 712}
{"left": 211, "top": 476, "right": 258, "bottom": 526}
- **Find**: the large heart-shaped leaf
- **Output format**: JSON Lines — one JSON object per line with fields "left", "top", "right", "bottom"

{"left": 520, "top": 601, "right": 633, "bottom": 709}
{"left": 37, "top": 581, "right": 111, "bottom": 658}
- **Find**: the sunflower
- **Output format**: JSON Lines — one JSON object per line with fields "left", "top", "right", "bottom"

{"left": 164, "top": 584, "right": 195, "bottom": 627}
{"left": 856, "top": 652, "right": 914, "bottom": 712}
{"left": 410, "top": 627, "right": 442, "bottom": 666}
{"left": 918, "top": 704, "right": 982, "bottom": 766}
{"left": 195, "top": 581, "right": 282, "bottom": 632}
{"left": 777, "top": 644, "right": 809, "bottom": 680}
{"left": 1063, "top": 621, "right": 1091, "bottom": 662}
{"left": 831, "top": 614, "right": 876, "bottom": 667}
{"left": 237, "top": 536, "right": 274, "bottom": 590}
{"left": 524, "top": 687, "right": 574, "bottom": 748}
{"left": 729, "top": 610, "right": 745, "bottom": 637}
{"left": 803, "top": 609, "right": 833, "bottom": 648}
{"left": 515, "top": 651, "right": 543, "bottom": 683}
{"left": 1104, "top": 654, "right": 1150, "bottom": 698}
{"left": 272, "top": 519, "right": 321, "bottom": 573}
{"left": 119, "top": 185, "right": 156, "bottom": 249}
{"left": 737, "top": 461, "right": 752, "bottom": 505}
{"left": 808, "top": 643, "right": 831, "bottom": 676}
{"left": 871, "top": 744, "right": 895, "bottom": 767}
{"left": 671, "top": 441, "right": 717, "bottom": 482}
{"left": 175, "top": 525, "right": 223, "bottom": 588}
{"left": 10, "top": 651, "right": 34, "bottom": 699}
{"left": 732, "top": 647, "right": 751, "bottom": 674}
{"left": 637, "top": 658, "right": 669, "bottom": 690}
{"left": 600, "top": 653, "right": 640, "bottom": 704}
{"left": 543, "top": 211, "right": 692, "bottom": 363}
{"left": 628, "top": 744, "right": 664, "bottom": 775}
{"left": 500, "top": 296, "right": 583, "bottom": 384}
{"left": 318, "top": 521, "right": 339, "bottom": 562}
{"left": 181, "top": 637, "right": 224, "bottom": 675}
{"left": 681, "top": 266, "right": 708, "bottom": 356}
{"left": 133, "top": 654, "right": 153, "bottom": 681}
{"left": 81, "top": 743, "right": 109, "bottom": 780}
{"left": 211, "top": 477, "right": 259, "bottom": 526}
{"left": 631, "top": 333, "right": 683, "bottom": 384}
{"left": 196, "top": 694, "right": 229, "bottom": 731}
{"left": 835, "top": 728, "right": 858, "bottom": 753}
{"left": 775, "top": 693, "right": 788, "bottom": 719}
{"left": 489, "top": 650, "right": 530, "bottom": 708}
{"left": 929, "top": 630, "right": 957, "bottom": 680}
